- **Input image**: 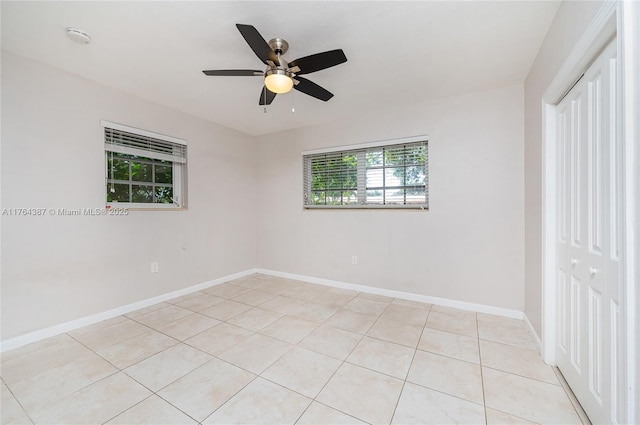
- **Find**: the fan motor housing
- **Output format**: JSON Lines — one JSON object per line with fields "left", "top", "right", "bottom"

{"left": 268, "top": 38, "right": 289, "bottom": 55}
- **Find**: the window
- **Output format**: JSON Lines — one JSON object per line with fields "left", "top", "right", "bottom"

{"left": 102, "top": 121, "right": 187, "bottom": 209}
{"left": 303, "top": 137, "right": 428, "bottom": 209}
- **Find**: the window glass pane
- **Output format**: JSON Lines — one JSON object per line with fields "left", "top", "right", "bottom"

{"left": 311, "top": 191, "right": 326, "bottom": 205}
{"left": 342, "top": 154, "right": 357, "bottom": 168}
{"left": 405, "top": 165, "right": 426, "bottom": 185}
{"left": 326, "top": 173, "right": 343, "bottom": 190}
{"left": 384, "top": 146, "right": 406, "bottom": 166}
{"left": 155, "top": 186, "right": 173, "bottom": 204}
{"left": 405, "top": 145, "right": 426, "bottom": 165}
{"left": 131, "top": 162, "right": 152, "bottom": 182}
{"left": 342, "top": 190, "right": 358, "bottom": 205}
{"left": 111, "top": 158, "right": 130, "bottom": 180}
{"left": 132, "top": 185, "right": 153, "bottom": 203}
{"left": 385, "top": 189, "right": 405, "bottom": 204}
{"left": 366, "top": 190, "right": 384, "bottom": 204}
{"left": 343, "top": 167, "right": 357, "bottom": 189}
{"left": 406, "top": 187, "right": 426, "bottom": 204}
{"left": 155, "top": 165, "right": 172, "bottom": 184}
{"left": 311, "top": 157, "right": 326, "bottom": 175}
{"left": 366, "top": 151, "right": 383, "bottom": 167}
{"left": 311, "top": 174, "right": 326, "bottom": 191}
{"left": 310, "top": 154, "right": 356, "bottom": 201}
{"left": 326, "top": 191, "right": 344, "bottom": 205}
{"left": 366, "top": 168, "right": 383, "bottom": 188}
{"left": 107, "top": 183, "right": 129, "bottom": 202}
{"left": 385, "top": 167, "right": 405, "bottom": 186}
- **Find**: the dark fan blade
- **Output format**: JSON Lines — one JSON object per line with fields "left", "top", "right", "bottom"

{"left": 293, "top": 76, "right": 333, "bottom": 101}
{"left": 288, "top": 49, "right": 347, "bottom": 75}
{"left": 259, "top": 86, "right": 277, "bottom": 105}
{"left": 202, "top": 70, "right": 263, "bottom": 76}
{"left": 236, "top": 24, "right": 279, "bottom": 66}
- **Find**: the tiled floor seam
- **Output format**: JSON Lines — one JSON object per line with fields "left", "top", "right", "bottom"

{"left": 74, "top": 322, "right": 184, "bottom": 371}
{"left": 291, "top": 308, "right": 373, "bottom": 424}
{"left": 2, "top": 377, "right": 37, "bottom": 425}
{"left": 480, "top": 364, "right": 561, "bottom": 386}
{"left": 290, "top": 394, "right": 313, "bottom": 424}
{"left": 21, "top": 332, "right": 128, "bottom": 411}
{"left": 487, "top": 407, "right": 548, "bottom": 425}
{"left": 294, "top": 400, "right": 373, "bottom": 425}
{"left": 18, "top": 370, "right": 121, "bottom": 423}
{"left": 152, "top": 392, "right": 202, "bottom": 424}
{"left": 198, "top": 374, "right": 261, "bottom": 423}
{"left": 389, "top": 312, "right": 427, "bottom": 424}
{"left": 401, "top": 378, "right": 487, "bottom": 409}
{"left": 70, "top": 318, "right": 263, "bottom": 424}
{"left": 477, "top": 313, "right": 489, "bottom": 425}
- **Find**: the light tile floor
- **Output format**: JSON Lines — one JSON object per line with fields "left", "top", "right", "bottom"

{"left": 1, "top": 274, "right": 586, "bottom": 424}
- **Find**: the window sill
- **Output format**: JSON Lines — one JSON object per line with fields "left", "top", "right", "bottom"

{"left": 107, "top": 202, "right": 186, "bottom": 211}
{"left": 304, "top": 205, "right": 429, "bottom": 210}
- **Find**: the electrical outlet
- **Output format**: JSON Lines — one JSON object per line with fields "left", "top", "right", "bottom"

{"left": 351, "top": 255, "right": 358, "bottom": 265}
{"left": 151, "top": 262, "right": 159, "bottom": 273}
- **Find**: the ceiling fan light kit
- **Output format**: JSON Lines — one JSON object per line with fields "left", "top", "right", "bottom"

{"left": 203, "top": 24, "right": 347, "bottom": 106}
{"left": 264, "top": 68, "right": 293, "bottom": 94}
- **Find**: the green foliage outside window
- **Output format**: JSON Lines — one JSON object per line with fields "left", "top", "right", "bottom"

{"left": 310, "top": 154, "right": 358, "bottom": 205}
{"left": 107, "top": 152, "right": 173, "bottom": 204}
{"left": 307, "top": 143, "right": 427, "bottom": 207}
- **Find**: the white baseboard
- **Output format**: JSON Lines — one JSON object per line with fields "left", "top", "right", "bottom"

{"left": 0, "top": 269, "right": 257, "bottom": 353}
{"left": 524, "top": 313, "right": 542, "bottom": 354}
{"left": 1, "top": 267, "right": 528, "bottom": 353}
{"left": 255, "top": 268, "right": 525, "bottom": 320}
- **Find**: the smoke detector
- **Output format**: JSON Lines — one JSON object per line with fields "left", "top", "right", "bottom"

{"left": 66, "top": 28, "right": 91, "bottom": 44}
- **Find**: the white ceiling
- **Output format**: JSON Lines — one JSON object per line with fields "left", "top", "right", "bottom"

{"left": 1, "top": 1, "right": 559, "bottom": 136}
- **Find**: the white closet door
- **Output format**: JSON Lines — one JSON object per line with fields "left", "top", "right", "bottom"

{"left": 556, "top": 39, "right": 621, "bottom": 425}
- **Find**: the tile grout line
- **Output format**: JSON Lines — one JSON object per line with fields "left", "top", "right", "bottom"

{"left": 477, "top": 312, "right": 489, "bottom": 425}
{"left": 69, "top": 328, "right": 212, "bottom": 424}
{"left": 480, "top": 364, "right": 564, "bottom": 386}
{"left": 74, "top": 308, "right": 261, "bottom": 424}
{"left": 197, "top": 374, "right": 262, "bottom": 423}
{"left": 388, "top": 303, "right": 432, "bottom": 424}
{"left": 203, "top": 290, "right": 357, "bottom": 423}
{"left": 1, "top": 376, "right": 37, "bottom": 425}
{"left": 204, "top": 287, "right": 370, "bottom": 424}
{"left": 299, "top": 400, "right": 374, "bottom": 425}
{"left": 290, "top": 291, "right": 391, "bottom": 424}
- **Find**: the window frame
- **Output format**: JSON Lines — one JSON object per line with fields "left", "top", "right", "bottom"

{"left": 302, "top": 135, "right": 429, "bottom": 210}
{"left": 102, "top": 120, "right": 187, "bottom": 210}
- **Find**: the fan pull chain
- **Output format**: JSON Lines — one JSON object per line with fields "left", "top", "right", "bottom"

{"left": 291, "top": 89, "right": 295, "bottom": 113}
{"left": 263, "top": 86, "right": 267, "bottom": 113}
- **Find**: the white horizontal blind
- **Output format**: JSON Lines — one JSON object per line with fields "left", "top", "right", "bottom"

{"left": 303, "top": 140, "right": 428, "bottom": 209}
{"left": 104, "top": 127, "right": 187, "bottom": 164}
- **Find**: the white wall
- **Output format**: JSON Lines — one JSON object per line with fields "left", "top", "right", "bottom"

{"left": 0, "top": 52, "right": 257, "bottom": 340}
{"left": 523, "top": 0, "right": 604, "bottom": 336}
{"left": 1, "top": 54, "right": 529, "bottom": 342}
{"left": 255, "top": 85, "right": 525, "bottom": 311}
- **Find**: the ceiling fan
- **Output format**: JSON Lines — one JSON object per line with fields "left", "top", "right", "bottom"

{"left": 203, "top": 24, "right": 347, "bottom": 106}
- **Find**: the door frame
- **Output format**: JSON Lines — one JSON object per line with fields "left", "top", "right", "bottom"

{"left": 541, "top": 1, "right": 638, "bottom": 423}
